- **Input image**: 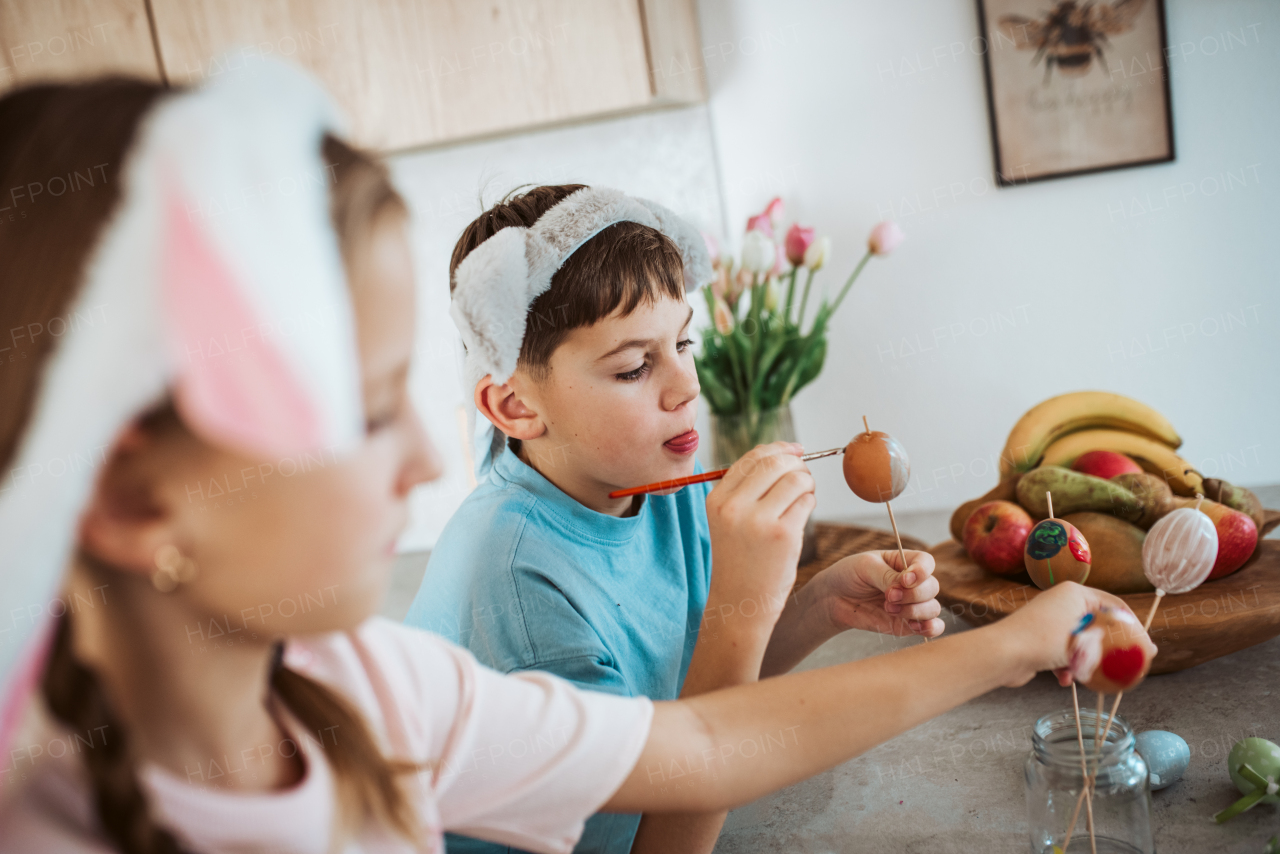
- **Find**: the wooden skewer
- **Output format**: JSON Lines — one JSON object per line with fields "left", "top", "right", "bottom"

{"left": 857, "top": 414, "right": 916, "bottom": 636}
{"left": 860, "top": 415, "right": 910, "bottom": 576}
{"left": 1072, "top": 682, "right": 1097, "bottom": 850}
{"left": 1052, "top": 483, "right": 1094, "bottom": 853}
{"left": 1066, "top": 494, "right": 1208, "bottom": 846}
{"left": 1064, "top": 691, "right": 1123, "bottom": 850}
{"left": 607, "top": 446, "right": 845, "bottom": 498}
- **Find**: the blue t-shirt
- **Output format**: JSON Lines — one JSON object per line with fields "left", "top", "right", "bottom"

{"left": 405, "top": 442, "right": 712, "bottom": 854}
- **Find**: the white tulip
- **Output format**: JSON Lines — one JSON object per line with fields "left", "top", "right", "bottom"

{"left": 803, "top": 236, "right": 830, "bottom": 270}
{"left": 740, "top": 229, "right": 776, "bottom": 275}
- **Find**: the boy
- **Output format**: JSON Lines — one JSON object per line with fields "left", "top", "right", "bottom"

{"left": 406, "top": 185, "right": 944, "bottom": 853}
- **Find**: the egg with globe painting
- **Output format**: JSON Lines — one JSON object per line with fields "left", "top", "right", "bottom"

{"left": 1024, "top": 517, "right": 1091, "bottom": 589}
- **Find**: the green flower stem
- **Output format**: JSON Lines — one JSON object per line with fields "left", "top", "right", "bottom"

{"left": 746, "top": 273, "right": 763, "bottom": 407}
{"left": 726, "top": 336, "right": 747, "bottom": 410}
{"left": 796, "top": 268, "right": 816, "bottom": 329}
{"left": 783, "top": 268, "right": 798, "bottom": 324}
{"left": 829, "top": 250, "right": 872, "bottom": 315}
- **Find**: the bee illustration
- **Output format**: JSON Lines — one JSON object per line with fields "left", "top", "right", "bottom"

{"left": 998, "top": 0, "right": 1146, "bottom": 82}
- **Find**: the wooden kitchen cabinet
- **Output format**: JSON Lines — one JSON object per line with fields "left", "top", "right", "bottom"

{"left": 0, "top": 0, "right": 161, "bottom": 92}
{"left": 148, "top": 0, "right": 706, "bottom": 152}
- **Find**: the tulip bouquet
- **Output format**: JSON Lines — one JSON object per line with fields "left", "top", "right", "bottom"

{"left": 696, "top": 198, "right": 902, "bottom": 436}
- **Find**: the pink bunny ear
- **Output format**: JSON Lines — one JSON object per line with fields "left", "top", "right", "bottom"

{"left": 162, "top": 187, "right": 325, "bottom": 458}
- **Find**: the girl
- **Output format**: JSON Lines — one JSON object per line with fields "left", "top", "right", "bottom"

{"left": 0, "top": 68, "right": 1126, "bottom": 853}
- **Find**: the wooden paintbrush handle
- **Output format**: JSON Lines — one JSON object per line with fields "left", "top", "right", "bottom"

{"left": 607, "top": 445, "right": 845, "bottom": 499}
{"left": 608, "top": 468, "right": 729, "bottom": 499}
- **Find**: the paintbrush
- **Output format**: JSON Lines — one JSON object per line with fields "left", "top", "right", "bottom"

{"left": 607, "top": 446, "right": 845, "bottom": 499}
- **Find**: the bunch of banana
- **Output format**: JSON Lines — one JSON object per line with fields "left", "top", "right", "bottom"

{"left": 1039, "top": 429, "right": 1203, "bottom": 495}
{"left": 998, "top": 391, "right": 1201, "bottom": 494}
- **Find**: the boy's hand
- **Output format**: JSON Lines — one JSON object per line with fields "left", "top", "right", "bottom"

{"left": 995, "top": 582, "right": 1148, "bottom": 688}
{"left": 705, "top": 442, "right": 815, "bottom": 626}
{"left": 808, "top": 550, "right": 944, "bottom": 638}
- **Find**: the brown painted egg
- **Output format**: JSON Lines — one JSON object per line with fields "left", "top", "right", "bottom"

{"left": 1024, "top": 518, "right": 1091, "bottom": 589}
{"left": 1068, "top": 606, "right": 1156, "bottom": 693}
{"left": 843, "top": 431, "right": 910, "bottom": 502}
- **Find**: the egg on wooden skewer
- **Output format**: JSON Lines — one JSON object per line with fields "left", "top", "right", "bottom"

{"left": 1061, "top": 498, "right": 1214, "bottom": 849}
{"left": 1023, "top": 490, "right": 1091, "bottom": 589}
{"left": 1140, "top": 500, "right": 1219, "bottom": 627}
{"left": 842, "top": 424, "right": 910, "bottom": 503}
{"left": 1068, "top": 606, "right": 1157, "bottom": 693}
{"left": 843, "top": 416, "right": 914, "bottom": 584}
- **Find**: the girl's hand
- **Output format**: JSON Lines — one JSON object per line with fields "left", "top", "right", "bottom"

{"left": 809, "top": 550, "right": 944, "bottom": 638}
{"left": 994, "top": 582, "right": 1145, "bottom": 688}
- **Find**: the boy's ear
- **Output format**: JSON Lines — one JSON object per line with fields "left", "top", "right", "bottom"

{"left": 475, "top": 376, "right": 545, "bottom": 441}
{"left": 78, "top": 426, "right": 178, "bottom": 580}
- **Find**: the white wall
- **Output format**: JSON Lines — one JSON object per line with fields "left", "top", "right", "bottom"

{"left": 387, "top": 106, "right": 723, "bottom": 550}
{"left": 697, "top": 0, "right": 1280, "bottom": 524}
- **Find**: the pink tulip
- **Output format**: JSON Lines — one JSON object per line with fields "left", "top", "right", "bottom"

{"left": 701, "top": 230, "right": 720, "bottom": 266}
{"left": 713, "top": 297, "right": 734, "bottom": 334}
{"left": 746, "top": 212, "right": 773, "bottom": 238}
{"left": 763, "top": 196, "right": 785, "bottom": 226}
{"left": 785, "top": 224, "right": 816, "bottom": 266}
{"left": 868, "top": 220, "right": 905, "bottom": 256}
{"left": 710, "top": 265, "right": 728, "bottom": 300}
{"left": 770, "top": 242, "right": 788, "bottom": 277}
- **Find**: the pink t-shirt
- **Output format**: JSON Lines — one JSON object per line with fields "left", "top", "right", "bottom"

{"left": 0, "top": 618, "right": 654, "bottom": 853}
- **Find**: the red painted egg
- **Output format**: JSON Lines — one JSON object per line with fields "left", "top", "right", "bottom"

{"left": 1068, "top": 606, "right": 1156, "bottom": 693}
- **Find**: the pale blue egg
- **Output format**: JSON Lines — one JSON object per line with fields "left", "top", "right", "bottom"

{"left": 1135, "top": 730, "right": 1190, "bottom": 791}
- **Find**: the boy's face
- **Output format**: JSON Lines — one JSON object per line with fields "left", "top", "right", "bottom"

{"left": 512, "top": 294, "right": 701, "bottom": 508}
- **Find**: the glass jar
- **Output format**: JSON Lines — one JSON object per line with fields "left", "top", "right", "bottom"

{"left": 1025, "top": 707, "right": 1154, "bottom": 854}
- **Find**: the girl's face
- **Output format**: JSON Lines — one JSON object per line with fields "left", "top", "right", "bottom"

{"left": 86, "top": 214, "right": 442, "bottom": 637}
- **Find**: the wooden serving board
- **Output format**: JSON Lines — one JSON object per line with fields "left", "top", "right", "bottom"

{"left": 931, "top": 538, "right": 1280, "bottom": 674}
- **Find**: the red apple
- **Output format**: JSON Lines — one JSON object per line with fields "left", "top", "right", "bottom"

{"left": 1072, "top": 450, "right": 1143, "bottom": 480}
{"left": 1198, "top": 500, "right": 1259, "bottom": 580}
{"left": 964, "top": 500, "right": 1033, "bottom": 575}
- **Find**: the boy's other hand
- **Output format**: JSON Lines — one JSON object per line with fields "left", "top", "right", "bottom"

{"left": 994, "top": 582, "right": 1146, "bottom": 688}
{"left": 809, "top": 550, "right": 944, "bottom": 639}
{"left": 705, "top": 442, "right": 815, "bottom": 622}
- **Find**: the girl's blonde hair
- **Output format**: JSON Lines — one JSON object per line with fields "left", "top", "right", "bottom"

{"left": 0, "top": 78, "right": 417, "bottom": 851}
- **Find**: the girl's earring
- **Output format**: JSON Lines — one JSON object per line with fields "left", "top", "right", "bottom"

{"left": 152, "top": 544, "right": 198, "bottom": 593}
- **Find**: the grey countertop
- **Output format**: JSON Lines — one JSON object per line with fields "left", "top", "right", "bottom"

{"left": 712, "top": 485, "right": 1280, "bottom": 854}
{"left": 384, "top": 487, "right": 1280, "bottom": 853}
{"left": 712, "top": 610, "right": 1279, "bottom": 854}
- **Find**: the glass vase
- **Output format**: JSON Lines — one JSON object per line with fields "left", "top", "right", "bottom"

{"left": 709, "top": 406, "right": 797, "bottom": 469}
{"left": 709, "top": 406, "right": 816, "bottom": 564}
{"left": 1025, "top": 707, "right": 1154, "bottom": 854}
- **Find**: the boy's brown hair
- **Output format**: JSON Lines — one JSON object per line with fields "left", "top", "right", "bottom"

{"left": 449, "top": 184, "right": 687, "bottom": 377}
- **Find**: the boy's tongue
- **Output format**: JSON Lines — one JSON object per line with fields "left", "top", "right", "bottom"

{"left": 664, "top": 429, "right": 699, "bottom": 455}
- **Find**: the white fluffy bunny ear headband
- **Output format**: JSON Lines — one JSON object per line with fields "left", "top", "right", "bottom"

{"left": 0, "top": 59, "right": 360, "bottom": 752}
{"left": 449, "top": 186, "right": 713, "bottom": 479}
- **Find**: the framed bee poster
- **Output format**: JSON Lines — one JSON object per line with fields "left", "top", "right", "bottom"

{"left": 975, "top": 0, "right": 1175, "bottom": 186}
